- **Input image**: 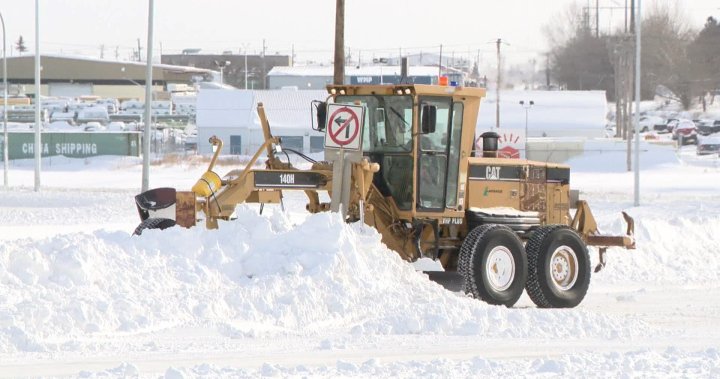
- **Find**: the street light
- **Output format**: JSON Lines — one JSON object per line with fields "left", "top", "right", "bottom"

{"left": 1, "top": 11, "right": 8, "bottom": 187}
{"left": 519, "top": 99, "right": 534, "bottom": 138}
{"left": 214, "top": 60, "right": 231, "bottom": 85}
{"left": 520, "top": 100, "right": 534, "bottom": 158}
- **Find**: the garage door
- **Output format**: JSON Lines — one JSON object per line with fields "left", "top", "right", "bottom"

{"left": 48, "top": 83, "right": 93, "bottom": 97}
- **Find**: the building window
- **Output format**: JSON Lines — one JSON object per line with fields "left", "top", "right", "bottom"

{"left": 310, "top": 136, "right": 325, "bottom": 153}
{"left": 279, "top": 136, "right": 303, "bottom": 152}
{"left": 230, "top": 135, "right": 242, "bottom": 155}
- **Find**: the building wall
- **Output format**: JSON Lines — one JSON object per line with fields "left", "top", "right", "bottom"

{"left": 268, "top": 76, "right": 332, "bottom": 90}
{"left": 162, "top": 54, "right": 290, "bottom": 90}
{"left": 24, "top": 83, "right": 162, "bottom": 100}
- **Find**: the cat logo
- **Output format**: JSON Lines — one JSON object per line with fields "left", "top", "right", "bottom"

{"left": 486, "top": 166, "right": 501, "bottom": 180}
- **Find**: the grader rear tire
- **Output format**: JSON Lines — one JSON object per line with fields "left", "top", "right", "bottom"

{"left": 459, "top": 224, "right": 528, "bottom": 307}
{"left": 133, "top": 218, "right": 176, "bottom": 236}
{"left": 525, "top": 225, "right": 591, "bottom": 308}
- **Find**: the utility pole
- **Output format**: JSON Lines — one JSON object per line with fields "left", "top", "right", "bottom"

{"left": 596, "top": 0, "right": 600, "bottom": 37}
{"left": 438, "top": 44, "right": 443, "bottom": 78}
{"left": 545, "top": 52, "right": 551, "bottom": 88}
{"left": 137, "top": 38, "right": 142, "bottom": 62}
{"left": 34, "top": 0, "right": 41, "bottom": 191}
{"left": 633, "top": 0, "right": 641, "bottom": 206}
{"left": 100, "top": 44, "right": 105, "bottom": 59}
{"left": 262, "top": 38, "right": 267, "bottom": 89}
{"left": 333, "top": 0, "right": 345, "bottom": 85}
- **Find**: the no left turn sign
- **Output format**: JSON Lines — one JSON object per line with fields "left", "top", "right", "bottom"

{"left": 324, "top": 103, "right": 365, "bottom": 150}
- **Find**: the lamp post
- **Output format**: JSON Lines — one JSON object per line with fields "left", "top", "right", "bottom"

{"left": 214, "top": 60, "right": 230, "bottom": 85}
{"left": 142, "top": 0, "right": 154, "bottom": 193}
{"left": 519, "top": 100, "right": 534, "bottom": 138}
{"left": 1, "top": 11, "right": 7, "bottom": 188}
{"left": 520, "top": 100, "right": 534, "bottom": 158}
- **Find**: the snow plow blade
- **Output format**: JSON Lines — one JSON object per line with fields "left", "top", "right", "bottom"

{"left": 135, "top": 187, "right": 177, "bottom": 222}
{"left": 133, "top": 187, "right": 196, "bottom": 235}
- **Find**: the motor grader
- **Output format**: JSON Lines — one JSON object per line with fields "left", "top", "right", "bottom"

{"left": 134, "top": 83, "right": 635, "bottom": 308}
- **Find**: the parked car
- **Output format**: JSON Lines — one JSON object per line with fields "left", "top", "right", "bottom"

{"left": 696, "top": 135, "right": 720, "bottom": 155}
{"left": 697, "top": 120, "right": 720, "bottom": 136}
{"left": 663, "top": 118, "right": 680, "bottom": 134}
{"left": 639, "top": 116, "right": 665, "bottom": 133}
{"left": 672, "top": 119, "right": 698, "bottom": 144}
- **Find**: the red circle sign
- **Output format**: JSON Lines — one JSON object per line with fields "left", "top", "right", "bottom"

{"left": 327, "top": 106, "right": 360, "bottom": 146}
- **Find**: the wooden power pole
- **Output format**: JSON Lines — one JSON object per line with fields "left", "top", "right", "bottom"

{"left": 333, "top": 0, "right": 345, "bottom": 85}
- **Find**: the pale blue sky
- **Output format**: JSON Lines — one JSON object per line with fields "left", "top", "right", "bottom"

{"left": 1, "top": 0, "right": 717, "bottom": 64}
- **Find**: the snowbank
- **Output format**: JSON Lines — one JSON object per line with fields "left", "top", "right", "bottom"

{"left": 0, "top": 207, "right": 651, "bottom": 353}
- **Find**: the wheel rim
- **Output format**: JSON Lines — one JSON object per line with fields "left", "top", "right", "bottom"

{"left": 486, "top": 246, "right": 515, "bottom": 291}
{"left": 550, "top": 245, "right": 579, "bottom": 291}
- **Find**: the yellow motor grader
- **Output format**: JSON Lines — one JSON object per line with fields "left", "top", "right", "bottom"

{"left": 134, "top": 83, "right": 634, "bottom": 308}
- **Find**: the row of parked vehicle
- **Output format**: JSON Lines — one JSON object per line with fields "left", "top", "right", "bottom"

{"left": 637, "top": 115, "right": 720, "bottom": 155}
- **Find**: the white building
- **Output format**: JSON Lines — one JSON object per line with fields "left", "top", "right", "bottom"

{"left": 195, "top": 89, "right": 327, "bottom": 155}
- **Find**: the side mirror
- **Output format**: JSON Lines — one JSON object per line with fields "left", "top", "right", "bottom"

{"left": 313, "top": 101, "right": 327, "bottom": 132}
{"left": 421, "top": 104, "right": 437, "bottom": 134}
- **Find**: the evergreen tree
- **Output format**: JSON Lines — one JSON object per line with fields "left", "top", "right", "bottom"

{"left": 16, "top": 36, "right": 27, "bottom": 53}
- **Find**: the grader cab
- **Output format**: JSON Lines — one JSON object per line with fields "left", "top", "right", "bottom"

{"left": 134, "top": 83, "right": 634, "bottom": 308}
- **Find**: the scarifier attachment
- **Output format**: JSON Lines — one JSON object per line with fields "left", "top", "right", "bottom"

{"left": 571, "top": 200, "right": 635, "bottom": 272}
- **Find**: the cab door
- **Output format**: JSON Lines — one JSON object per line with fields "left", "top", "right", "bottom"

{"left": 417, "top": 97, "right": 463, "bottom": 212}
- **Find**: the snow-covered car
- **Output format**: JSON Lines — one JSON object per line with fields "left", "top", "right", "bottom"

{"left": 663, "top": 118, "right": 680, "bottom": 134}
{"left": 639, "top": 116, "right": 665, "bottom": 133}
{"left": 77, "top": 106, "right": 109, "bottom": 125}
{"left": 50, "top": 110, "right": 76, "bottom": 124}
{"left": 696, "top": 135, "right": 720, "bottom": 155}
{"left": 697, "top": 120, "right": 720, "bottom": 136}
{"left": 672, "top": 119, "right": 697, "bottom": 144}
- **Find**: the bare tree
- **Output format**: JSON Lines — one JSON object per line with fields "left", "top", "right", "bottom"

{"left": 687, "top": 17, "right": 720, "bottom": 103}
{"left": 640, "top": 2, "right": 695, "bottom": 107}
{"left": 543, "top": 4, "right": 614, "bottom": 96}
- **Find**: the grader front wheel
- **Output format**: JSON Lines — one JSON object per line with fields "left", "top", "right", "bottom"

{"left": 459, "top": 224, "right": 528, "bottom": 307}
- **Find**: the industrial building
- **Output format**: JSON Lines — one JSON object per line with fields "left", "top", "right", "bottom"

{"left": 161, "top": 52, "right": 290, "bottom": 90}
{"left": 266, "top": 65, "right": 465, "bottom": 90}
{"left": 3, "top": 54, "right": 213, "bottom": 99}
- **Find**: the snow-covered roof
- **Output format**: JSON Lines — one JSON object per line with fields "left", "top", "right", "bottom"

{"left": 268, "top": 65, "right": 442, "bottom": 77}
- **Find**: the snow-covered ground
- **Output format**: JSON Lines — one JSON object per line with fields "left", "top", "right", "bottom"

{"left": 0, "top": 142, "right": 719, "bottom": 378}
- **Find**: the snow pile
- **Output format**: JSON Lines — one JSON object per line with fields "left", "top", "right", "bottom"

{"left": 593, "top": 198, "right": 720, "bottom": 285}
{"left": 0, "top": 206, "right": 650, "bottom": 353}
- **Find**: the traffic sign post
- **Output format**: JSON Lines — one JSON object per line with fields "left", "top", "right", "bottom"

{"left": 324, "top": 104, "right": 364, "bottom": 150}
{"left": 323, "top": 103, "right": 365, "bottom": 216}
